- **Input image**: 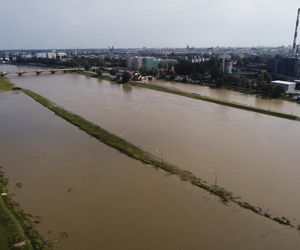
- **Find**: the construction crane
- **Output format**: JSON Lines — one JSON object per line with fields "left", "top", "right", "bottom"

{"left": 292, "top": 8, "right": 300, "bottom": 56}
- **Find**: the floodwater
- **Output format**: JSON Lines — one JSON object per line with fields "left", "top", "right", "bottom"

{"left": 153, "top": 80, "right": 300, "bottom": 116}
{"left": 8, "top": 72, "right": 300, "bottom": 227}
{"left": 1, "top": 92, "right": 299, "bottom": 249}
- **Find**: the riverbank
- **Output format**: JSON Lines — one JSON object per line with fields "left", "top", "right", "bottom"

{"left": 129, "top": 81, "right": 299, "bottom": 121}
{"left": 0, "top": 168, "right": 50, "bottom": 250}
{"left": 22, "top": 87, "right": 298, "bottom": 230}
{"left": 0, "top": 77, "right": 13, "bottom": 91}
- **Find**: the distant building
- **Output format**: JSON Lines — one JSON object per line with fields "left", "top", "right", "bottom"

{"left": 35, "top": 52, "right": 47, "bottom": 59}
{"left": 267, "top": 57, "right": 300, "bottom": 78}
{"left": 132, "top": 72, "right": 142, "bottom": 81}
{"left": 159, "top": 59, "right": 177, "bottom": 69}
{"left": 47, "top": 52, "right": 56, "bottom": 59}
{"left": 224, "top": 61, "right": 233, "bottom": 74}
{"left": 144, "top": 57, "right": 160, "bottom": 70}
{"left": 222, "top": 55, "right": 233, "bottom": 74}
{"left": 271, "top": 80, "right": 296, "bottom": 93}
{"left": 20, "top": 53, "right": 33, "bottom": 59}
{"left": 127, "top": 56, "right": 143, "bottom": 70}
{"left": 57, "top": 52, "right": 67, "bottom": 59}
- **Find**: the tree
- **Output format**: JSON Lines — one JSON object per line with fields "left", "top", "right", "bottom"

{"left": 259, "top": 83, "right": 284, "bottom": 98}
{"left": 258, "top": 70, "right": 265, "bottom": 85}
{"left": 122, "top": 71, "right": 131, "bottom": 83}
{"left": 272, "top": 84, "right": 285, "bottom": 98}
{"left": 96, "top": 69, "right": 102, "bottom": 77}
{"left": 215, "top": 78, "right": 224, "bottom": 88}
{"left": 169, "top": 71, "right": 177, "bottom": 80}
{"left": 84, "top": 63, "right": 91, "bottom": 71}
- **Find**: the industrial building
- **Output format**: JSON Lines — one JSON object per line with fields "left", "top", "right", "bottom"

{"left": 271, "top": 80, "right": 296, "bottom": 93}
{"left": 222, "top": 55, "right": 233, "bottom": 74}
{"left": 267, "top": 57, "right": 300, "bottom": 77}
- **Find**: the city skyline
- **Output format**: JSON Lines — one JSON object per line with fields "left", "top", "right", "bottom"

{"left": 0, "top": 0, "right": 299, "bottom": 49}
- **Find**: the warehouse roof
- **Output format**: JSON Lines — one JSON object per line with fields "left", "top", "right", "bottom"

{"left": 271, "top": 80, "right": 296, "bottom": 85}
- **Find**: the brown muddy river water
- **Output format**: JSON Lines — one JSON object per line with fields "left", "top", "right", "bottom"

{"left": 153, "top": 80, "right": 300, "bottom": 116}
{"left": 9, "top": 73, "right": 300, "bottom": 223}
{"left": 1, "top": 92, "right": 299, "bottom": 249}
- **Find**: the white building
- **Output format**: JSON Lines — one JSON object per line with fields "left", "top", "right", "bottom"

{"left": 271, "top": 80, "right": 296, "bottom": 93}
{"left": 35, "top": 52, "right": 47, "bottom": 59}
{"left": 57, "top": 52, "right": 67, "bottom": 59}
{"left": 21, "top": 53, "right": 33, "bottom": 59}
{"left": 47, "top": 52, "right": 57, "bottom": 59}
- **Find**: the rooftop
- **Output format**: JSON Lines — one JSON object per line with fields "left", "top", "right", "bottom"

{"left": 271, "top": 80, "right": 296, "bottom": 85}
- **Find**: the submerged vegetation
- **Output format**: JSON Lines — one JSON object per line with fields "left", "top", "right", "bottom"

{"left": 0, "top": 167, "right": 50, "bottom": 250}
{"left": 23, "top": 88, "right": 296, "bottom": 230}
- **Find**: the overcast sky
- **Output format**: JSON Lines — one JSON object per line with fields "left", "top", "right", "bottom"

{"left": 0, "top": 0, "right": 299, "bottom": 49}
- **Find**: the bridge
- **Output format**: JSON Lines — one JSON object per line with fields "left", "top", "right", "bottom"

{"left": 0, "top": 68, "right": 84, "bottom": 77}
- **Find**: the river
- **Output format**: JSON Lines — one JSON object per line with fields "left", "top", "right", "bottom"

{"left": 153, "top": 80, "right": 300, "bottom": 116}
{"left": 7, "top": 71, "right": 300, "bottom": 222}
{"left": 2, "top": 92, "right": 300, "bottom": 249}
{"left": 1, "top": 64, "right": 300, "bottom": 248}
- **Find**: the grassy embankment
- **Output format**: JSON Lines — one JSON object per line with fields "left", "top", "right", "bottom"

{"left": 129, "top": 81, "right": 299, "bottom": 121}
{"left": 0, "top": 77, "right": 13, "bottom": 91}
{"left": 0, "top": 169, "right": 50, "bottom": 250}
{"left": 23, "top": 87, "right": 296, "bottom": 229}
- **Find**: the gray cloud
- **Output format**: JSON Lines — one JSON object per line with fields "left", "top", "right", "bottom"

{"left": 0, "top": 0, "right": 299, "bottom": 49}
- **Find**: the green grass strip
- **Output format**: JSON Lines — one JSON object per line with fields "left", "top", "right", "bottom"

{"left": 0, "top": 77, "right": 13, "bottom": 91}
{"left": 23, "top": 88, "right": 298, "bottom": 230}
{"left": 130, "top": 82, "right": 299, "bottom": 121}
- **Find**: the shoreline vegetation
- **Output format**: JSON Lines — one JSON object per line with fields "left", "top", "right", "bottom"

{"left": 78, "top": 71, "right": 299, "bottom": 121}
{"left": 0, "top": 168, "right": 50, "bottom": 250}
{"left": 22, "top": 87, "right": 297, "bottom": 230}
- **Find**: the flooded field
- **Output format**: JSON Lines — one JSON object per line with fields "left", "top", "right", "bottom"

{"left": 2, "top": 92, "right": 300, "bottom": 249}
{"left": 8, "top": 72, "right": 300, "bottom": 227}
{"left": 153, "top": 80, "right": 300, "bottom": 116}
